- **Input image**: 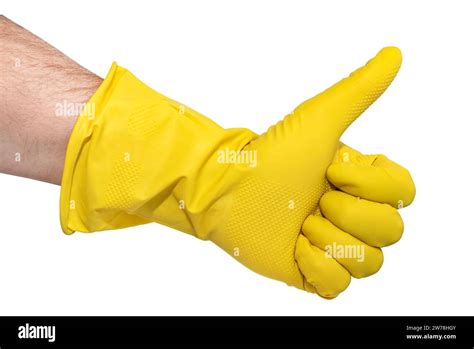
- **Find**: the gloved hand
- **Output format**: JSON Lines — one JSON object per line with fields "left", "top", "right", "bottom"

{"left": 60, "top": 47, "right": 415, "bottom": 298}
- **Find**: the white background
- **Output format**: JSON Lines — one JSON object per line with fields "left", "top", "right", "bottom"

{"left": 1, "top": 0, "right": 472, "bottom": 315}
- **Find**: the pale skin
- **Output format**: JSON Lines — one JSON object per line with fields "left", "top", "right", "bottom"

{"left": 0, "top": 15, "right": 102, "bottom": 184}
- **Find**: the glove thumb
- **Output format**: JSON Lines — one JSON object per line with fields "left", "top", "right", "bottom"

{"left": 293, "top": 46, "right": 402, "bottom": 144}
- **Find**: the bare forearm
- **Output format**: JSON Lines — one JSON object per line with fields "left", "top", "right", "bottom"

{"left": 0, "top": 15, "right": 102, "bottom": 184}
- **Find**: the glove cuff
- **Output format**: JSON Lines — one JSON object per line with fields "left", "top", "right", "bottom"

{"left": 60, "top": 63, "right": 256, "bottom": 235}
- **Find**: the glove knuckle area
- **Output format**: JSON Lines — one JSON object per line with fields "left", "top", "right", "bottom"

{"left": 320, "top": 191, "right": 404, "bottom": 248}
{"left": 295, "top": 235, "right": 351, "bottom": 298}
{"left": 302, "top": 215, "right": 384, "bottom": 279}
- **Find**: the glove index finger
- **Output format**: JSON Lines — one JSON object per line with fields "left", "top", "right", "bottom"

{"left": 327, "top": 154, "right": 416, "bottom": 208}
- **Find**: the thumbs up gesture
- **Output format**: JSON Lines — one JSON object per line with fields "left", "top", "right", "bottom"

{"left": 207, "top": 47, "right": 415, "bottom": 297}
{"left": 61, "top": 47, "right": 415, "bottom": 298}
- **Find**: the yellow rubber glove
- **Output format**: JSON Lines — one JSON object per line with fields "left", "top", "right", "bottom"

{"left": 60, "top": 47, "right": 415, "bottom": 298}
